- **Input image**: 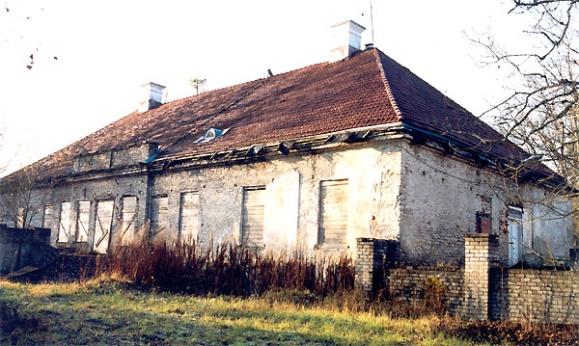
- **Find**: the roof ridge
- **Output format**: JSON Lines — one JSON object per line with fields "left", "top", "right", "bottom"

{"left": 143, "top": 60, "right": 333, "bottom": 115}
{"left": 372, "top": 48, "right": 404, "bottom": 122}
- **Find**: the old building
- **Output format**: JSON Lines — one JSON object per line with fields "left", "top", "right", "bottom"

{"left": 0, "top": 20, "right": 573, "bottom": 266}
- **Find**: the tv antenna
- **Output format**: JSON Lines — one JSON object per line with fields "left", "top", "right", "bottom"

{"left": 369, "top": 0, "right": 375, "bottom": 44}
{"left": 362, "top": 0, "right": 375, "bottom": 44}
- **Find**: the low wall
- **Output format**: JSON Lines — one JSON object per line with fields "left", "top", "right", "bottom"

{"left": 0, "top": 225, "right": 54, "bottom": 275}
{"left": 7, "top": 253, "right": 99, "bottom": 283}
{"left": 388, "top": 267, "right": 463, "bottom": 315}
{"left": 492, "top": 269, "right": 579, "bottom": 324}
{"left": 356, "top": 236, "right": 579, "bottom": 324}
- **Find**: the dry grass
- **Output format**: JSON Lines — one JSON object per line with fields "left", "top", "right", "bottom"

{"left": 1, "top": 278, "right": 577, "bottom": 345}
{"left": 0, "top": 278, "right": 473, "bottom": 345}
{"left": 2, "top": 242, "right": 576, "bottom": 345}
{"left": 439, "top": 318, "right": 579, "bottom": 345}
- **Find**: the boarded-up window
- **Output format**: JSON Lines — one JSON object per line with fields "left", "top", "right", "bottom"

{"left": 241, "top": 187, "right": 265, "bottom": 247}
{"left": 150, "top": 195, "right": 168, "bottom": 237}
{"left": 42, "top": 205, "right": 54, "bottom": 229}
{"left": 318, "top": 179, "right": 349, "bottom": 248}
{"left": 58, "top": 202, "right": 72, "bottom": 242}
{"left": 93, "top": 200, "right": 114, "bottom": 254}
{"left": 120, "top": 196, "right": 138, "bottom": 245}
{"left": 179, "top": 192, "right": 199, "bottom": 245}
{"left": 76, "top": 201, "right": 90, "bottom": 242}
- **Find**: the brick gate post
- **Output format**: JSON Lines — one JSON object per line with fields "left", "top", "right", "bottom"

{"left": 463, "top": 234, "right": 499, "bottom": 320}
{"left": 355, "top": 238, "right": 399, "bottom": 296}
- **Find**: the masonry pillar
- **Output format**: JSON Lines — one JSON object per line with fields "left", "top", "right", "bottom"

{"left": 463, "top": 234, "right": 499, "bottom": 320}
{"left": 355, "top": 238, "right": 399, "bottom": 296}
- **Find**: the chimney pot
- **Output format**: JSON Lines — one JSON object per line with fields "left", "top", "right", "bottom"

{"left": 138, "top": 82, "right": 166, "bottom": 113}
{"left": 329, "top": 20, "right": 366, "bottom": 62}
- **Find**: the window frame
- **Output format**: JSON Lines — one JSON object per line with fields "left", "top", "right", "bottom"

{"left": 240, "top": 186, "right": 266, "bottom": 248}
{"left": 317, "top": 178, "right": 350, "bottom": 250}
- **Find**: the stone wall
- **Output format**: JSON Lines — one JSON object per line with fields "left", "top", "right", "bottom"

{"left": 24, "top": 140, "right": 403, "bottom": 256}
{"left": 42, "top": 174, "right": 149, "bottom": 249}
{"left": 72, "top": 142, "right": 157, "bottom": 173}
{"left": 399, "top": 142, "right": 509, "bottom": 266}
{"left": 150, "top": 142, "right": 403, "bottom": 253}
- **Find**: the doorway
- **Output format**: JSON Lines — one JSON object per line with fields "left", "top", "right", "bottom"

{"left": 508, "top": 206, "right": 523, "bottom": 267}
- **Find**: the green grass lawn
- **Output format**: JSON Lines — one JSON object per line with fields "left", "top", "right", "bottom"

{"left": 0, "top": 278, "right": 484, "bottom": 346}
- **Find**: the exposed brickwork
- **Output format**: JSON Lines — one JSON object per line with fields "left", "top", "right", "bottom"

{"left": 388, "top": 267, "right": 464, "bottom": 315}
{"left": 73, "top": 142, "right": 157, "bottom": 173}
{"left": 463, "top": 234, "right": 499, "bottom": 320}
{"left": 373, "top": 235, "right": 578, "bottom": 324}
{"left": 494, "top": 269, "right": 579, "bottom": 324}
{"left": 355, "top": 238, "right": 399, "bottom": 295}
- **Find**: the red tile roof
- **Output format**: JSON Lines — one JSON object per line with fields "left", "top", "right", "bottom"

{"left": 9, "top": 48, "right": 561, "bottom": 185}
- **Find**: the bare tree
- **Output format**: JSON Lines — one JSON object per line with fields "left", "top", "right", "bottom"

{"left": 476, "top": 0, "right": 579, "bottom": 249}
{"left": 0, "top": 167, "right": 46, "bottom": 228}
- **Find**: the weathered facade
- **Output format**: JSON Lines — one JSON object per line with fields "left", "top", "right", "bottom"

{"left": 0, "top": 20, "right": 573, "bottom": 267}
{"left": 3, "top": 135, "right": 572, "bottom": 266}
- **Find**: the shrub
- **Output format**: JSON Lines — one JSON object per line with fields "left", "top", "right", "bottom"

{"left": 424, "top": 275, "right": 446, "bottom": 316}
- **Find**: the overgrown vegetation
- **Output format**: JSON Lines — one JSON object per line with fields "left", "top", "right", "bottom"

{"left": 68, "top": 241, "right": 455, "bottom": 319}
{"left": 94, "top": 241, "right": 355, "bottom": 297}
{"left": 1, "top": 242, "right": 576, "bottom": 344}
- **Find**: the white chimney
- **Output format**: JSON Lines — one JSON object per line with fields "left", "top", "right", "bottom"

{"left": 329, "top": 20, "right": 366, "bottom": 62}
{"left": 138, "top": 82, "right": 166, "bottom": 113}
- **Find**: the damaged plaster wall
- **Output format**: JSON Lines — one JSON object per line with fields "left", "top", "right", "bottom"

{"left": 150, "top": 140, "right": 403, "bottom": 254}
{"left": 29, "top": 174, "right": 149, "bottom": 251}
{"left": 399, "top": 141, "right": 573, "bottom": 266}
{"left": 21, "top": 139, "right": 402, "bottom": 256}
{"left": 3, "top": 136, "right": 571, "bottom": 266}
{"left": 520, "top": 185, "right": 573, "bottom": 261}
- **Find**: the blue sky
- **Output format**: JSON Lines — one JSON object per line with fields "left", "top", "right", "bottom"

{"left": 0, "top": 0, "right": 530, "bottom": 175}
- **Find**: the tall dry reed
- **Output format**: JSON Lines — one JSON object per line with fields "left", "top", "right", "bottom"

{"left": 96, "top": 241, "right": 355, "bottom": 297}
